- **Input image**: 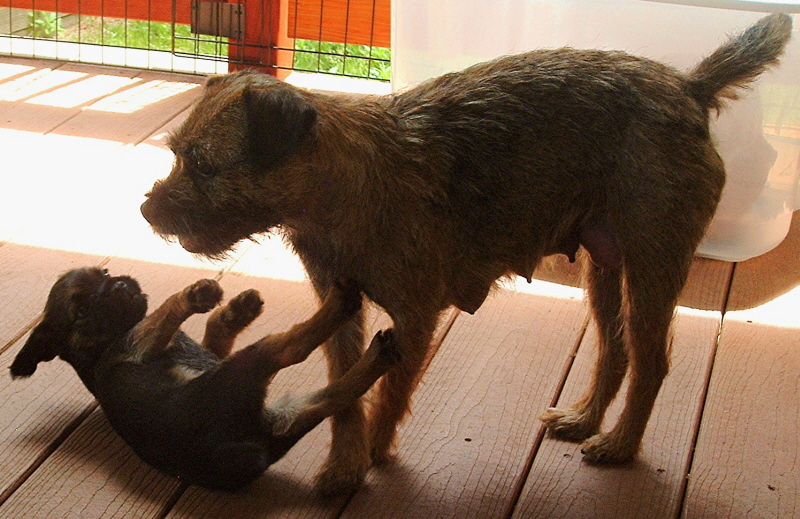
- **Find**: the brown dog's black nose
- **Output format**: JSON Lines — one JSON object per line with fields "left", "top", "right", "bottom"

{"left": 140, "top": 198, "right": 155, "bottom": 224}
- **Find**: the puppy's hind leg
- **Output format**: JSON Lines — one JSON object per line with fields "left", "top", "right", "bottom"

{"left": 202, "top": 289, "right": 264, "bottom": 359}
{"left": 541, "top": 260, "right": 628, "bottom": 441}
{"left": 268, "top": 329, "right": 400, "bottom": 460}
{"left": 367, "top": 311, "right": 439, "bottom": 464}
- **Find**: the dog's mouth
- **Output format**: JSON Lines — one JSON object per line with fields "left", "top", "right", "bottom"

{"left": 103, "top": 276, "right": 145, "bottom": 304}
{"left": 177, "top": 234, "right": 203, "bottom": 254}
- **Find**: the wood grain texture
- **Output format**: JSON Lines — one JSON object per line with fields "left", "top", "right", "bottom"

{"left": 0, "top": 63, "right": 140, "bottom": 134}
{"left": 342, "top": 284, "right": 587, "bottom": 519}
{"left": 513, "top": 260, "right": 733, "bottom": 518}
{"left": 51, "top": 70, "right": 202, "bottom": 144}
{"left": 683, "top": 320, "right": 799, "bottom": 518}
{"left": 0, "top": 409, "right": 181, "bottom": 519}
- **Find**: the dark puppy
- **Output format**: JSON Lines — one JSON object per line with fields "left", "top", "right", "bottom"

{"left": 10, "top": 267, "right": 397, "bottom": 491}
{"left": 141, "top": 14, "right": 792, "bottom": 494}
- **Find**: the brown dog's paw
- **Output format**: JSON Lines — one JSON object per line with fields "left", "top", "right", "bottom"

{"left": 539, "top": 407, "right": 598, "bottom": 442}
{"left": 187, "top": 279, "right": 223, "bottom": 313}
{"left": 579, "top": 432, "right": 638, "bottom": 464}
{"left": 313, "top": 455, "right": 369, "bottom": 499}
{"left": 223, "top": 289, "right": 264, "bottom": 329}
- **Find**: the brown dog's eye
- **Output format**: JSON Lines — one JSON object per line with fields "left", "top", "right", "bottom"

{"left": 186, "top": 147, "right": 215, "bottom": 181}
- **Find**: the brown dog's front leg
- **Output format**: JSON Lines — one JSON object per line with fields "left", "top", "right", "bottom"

{"left": 268, "top": 329, "right": 399, "bottom": 456}
{"left": 308, "top": 278, "right": 370, "bottom": 497}
{"left": 128, "top": 279, "right": 223, "bottom": 361}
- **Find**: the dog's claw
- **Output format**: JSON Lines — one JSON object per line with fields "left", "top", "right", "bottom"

{"left": 579, "top": 433, "right": 637, "bottom": 464}
{"left": 539, "top": 407, "right": 598, "bottom": 442}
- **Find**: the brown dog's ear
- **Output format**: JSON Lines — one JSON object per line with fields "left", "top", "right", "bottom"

{"left": 243, "top": 86, "right": 317, "bottom": 171}
{"left": 205, "top": 74, "right": 225, "bottom": 88}
{"left": 10, "top": 320, "right": 61, "bottom": 379}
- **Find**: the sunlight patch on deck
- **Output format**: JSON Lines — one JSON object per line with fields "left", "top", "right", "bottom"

{"left": 727, "top": 283, "right": 800, "bottom": 329}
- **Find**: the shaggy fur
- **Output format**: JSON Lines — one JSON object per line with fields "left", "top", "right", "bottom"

{"left": 141, "top": 14, "right": 792, "bottom": 494}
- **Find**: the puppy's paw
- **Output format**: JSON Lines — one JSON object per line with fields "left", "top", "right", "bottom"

{"left": 539, "top": 407, "right": 598, "bottom": 442}
{"left": 223, "top": 289, "right": 264, "bottom": 329}
{"left": 332, "top": 278, "right": 362, "bottom": 316}
{"left": 187, "top": 279, "right": 223, "bottom": 313}
{"left": 370, "top": 329, "right": 402, "bottom": 366}
{"left": 580, "top": 432, "right": 638, "bottom": 464}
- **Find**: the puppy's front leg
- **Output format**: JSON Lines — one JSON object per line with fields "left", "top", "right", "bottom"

{"left": 250, "top": 279, "right": 362, "bottom": 369}
{"left": 129, "top": 279, "right": 222, "bottom": 360}
{"left": 202, "top": 289, "right": 264, "bottom": 359}
{"left": 267, "top": 329, "right": 399, "bottom": 458}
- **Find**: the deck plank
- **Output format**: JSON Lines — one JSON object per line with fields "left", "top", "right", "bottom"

{"left": 50, "top": 69, "right": 202, "bottom": 144}
{"left": 682, "top": 262, "right": 800, "bottom": 519}
{"left": 0, "top": 244, "right": 107, "bottom": 504}
{"left": 339, "top": 283, "right": 587, "bottom": 518}
{"left": 0, "top": 63, "right": 141, "bottom": 134}
{"left": 513, "top": 259, "right": 733, "bottom": 518}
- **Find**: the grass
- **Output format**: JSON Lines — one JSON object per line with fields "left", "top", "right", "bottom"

{"left": 293, "top": 39, "right": 390, "bottom": 80}
{"left": 23, "top": 12, "right": 391, "bottom": 80}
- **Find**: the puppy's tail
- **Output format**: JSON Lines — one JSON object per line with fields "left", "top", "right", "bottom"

{"left": 687, "top": 12, "right": 792, "bottom": 112}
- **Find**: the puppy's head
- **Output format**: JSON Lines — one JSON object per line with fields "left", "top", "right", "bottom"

{"left": 141, "top": 70, "right": 318, "bottom": 259}
{"left": 10, "top": 268, "right": 148, "bottom": 379}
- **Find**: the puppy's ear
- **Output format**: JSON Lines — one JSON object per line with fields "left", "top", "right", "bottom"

{"left": 243, "top": 86, "right": 317, "bottom": 171}
{"left": 10, "top": 319, "right": 61, "bottom": 379}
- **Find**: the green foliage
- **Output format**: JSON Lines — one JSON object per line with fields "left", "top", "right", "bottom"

{"left": 293, "top": 39, "right": 390, "bottom": 80}
{"left": 23, "top": 12, "right": 392, "bottom": 80}
{"left": 58, "top": 17, "right": 226, "bottom": 57}
{"left": 27, "top": 11, "right": 63, "bottom": 39}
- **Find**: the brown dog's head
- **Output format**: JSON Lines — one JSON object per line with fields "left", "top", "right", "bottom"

{"left": 140, "top": 71, "right": 318, "bottom": 259}
{"left": 11, "top": 268, "right": 148, "bottom": 379}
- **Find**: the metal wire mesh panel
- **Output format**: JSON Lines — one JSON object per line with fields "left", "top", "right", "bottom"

{"left": 0, "top": 0, "right": 390, "bottom": 80}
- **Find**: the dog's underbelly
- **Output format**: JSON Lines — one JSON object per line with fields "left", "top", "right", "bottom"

{"left": 558, "top": 215, "right": 622, "bottom": 270}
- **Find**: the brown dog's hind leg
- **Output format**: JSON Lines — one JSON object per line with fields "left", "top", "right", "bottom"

{"left": 202, "top": 289, "right": 264, "bottom": 358}
{"left": 541, "top": 260, "right": 628, "bottom": 441}
{"left": 579, "top": 251, "right": 688, "bottom": 463}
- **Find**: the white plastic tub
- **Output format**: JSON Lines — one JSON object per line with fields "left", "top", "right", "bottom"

{"left": 392, "top": 1, "right": 800, "bottom": 261}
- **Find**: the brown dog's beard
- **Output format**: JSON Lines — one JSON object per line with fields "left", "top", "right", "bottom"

{"left": 141, "top": 182, "right": 280, "bottom": 259}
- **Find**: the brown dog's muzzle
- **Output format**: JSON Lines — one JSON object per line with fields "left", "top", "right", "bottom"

{"left": 140, "top": 197, "right": 158, "bottom": 226}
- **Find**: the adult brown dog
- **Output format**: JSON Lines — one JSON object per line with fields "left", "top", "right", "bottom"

{"left": 10, "top": 268, "right": 397, "bottom": 490}
{"left": 141, "top": 14, "right": 792, "bottom": 495}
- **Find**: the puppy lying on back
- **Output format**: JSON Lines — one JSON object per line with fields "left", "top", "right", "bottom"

{"left": 10, "top": 267, "right": 397, "bottom": 491}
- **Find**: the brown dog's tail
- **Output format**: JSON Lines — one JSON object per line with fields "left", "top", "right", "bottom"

{"left": 688, "top": 12, "right": 792, "bottom": 112}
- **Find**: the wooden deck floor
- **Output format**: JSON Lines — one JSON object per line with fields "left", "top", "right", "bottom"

{"left": 0, "top": 57, "right": 798, "bottom": 519}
